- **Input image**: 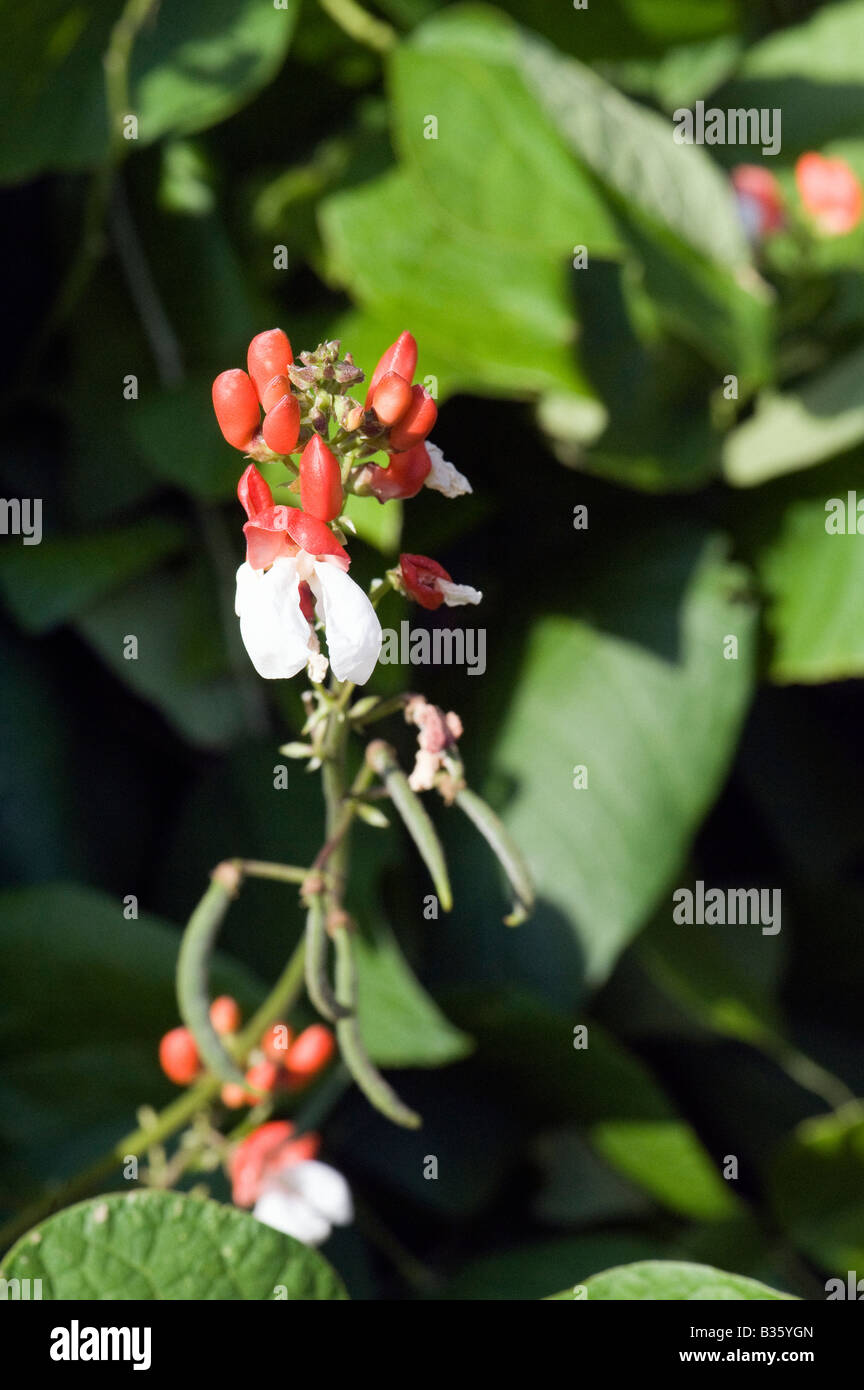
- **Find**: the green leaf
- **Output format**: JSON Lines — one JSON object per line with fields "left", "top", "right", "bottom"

{"left": 0, "top": 0, "right": 299, "bottom": 184}
{"left": 353, "top": 918, "right": 473, "bottom": 1070}
{"left": 770, "top": 1105, "right": 864, "bottom": 1278}
{"left": 744, "top": 464, "right": 864, "bottom": 683}
{"left": 724, "top": 347, "right": 864, "bottom": 487}
{"left": 0, "top": 883, "right": 263, "bottom": 1189}
{"left": 546, "top": 1259, "right": 796, "bottom": 1300}
{"left": 0, "top": 518, "right": 187, "bottom": 634}
{"left": 73, "top": 557, "right": 251, "bottom": 750}
{"left": 718, "top": 0, "right": 864, "bottom": 157}
{"left": 0, "top": 1191, "right": 347, "bottom": 1300}
{"left": 390, "top": 11, "right": 620, "bottom": 259}
{"left": 488, "top": 527, "right": 756, "bottom": 986}
{"left": 321, "top": 167, "right": 591, "bottom": 399}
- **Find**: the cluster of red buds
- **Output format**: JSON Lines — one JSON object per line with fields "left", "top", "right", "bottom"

{"left": 211, "top": 329, "right": 480, "bottom": 685}
{"left": 732, "top": 152, "right": 864, "bottom": 242}
{"left": 158, "top": 997, "right": 335, "bottom": 1106}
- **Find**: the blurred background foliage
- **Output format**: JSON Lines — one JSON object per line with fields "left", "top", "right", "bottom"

{"left": 3, "top": 0, "right": 864, "bottom": 1299}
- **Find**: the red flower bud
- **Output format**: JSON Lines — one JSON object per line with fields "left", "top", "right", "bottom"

{"left": 159, "top": 1027, "right": 201, "bottom": 1085}
{"left": 245, "top": 1059, "right": 281, "bottom": 1097}
{"left": 388, "top": 385, "right": 437, "bottom": 451}
{"left": 261, "top": 1022, "right": 294, "bottom": 1063}
{"left": 209, "top": 996, "right": 241, "bottom": 1035}
{"left": 796, "top": 152, "right": 863, "bottom": 236}
{"left": 300, "top": 435, "right": 343, "bottom": 520}
{"left": 365, "top": 330, "right": 417, "bottom": 406}
{"left": 247, "top": 329, "right": 294, "bottom": 401}
{"left": 399, "top": 553, "right": 451, "bottom": 611}
{"left": 285, "top": 1024, "right": 336, "bottom": 1078}
{"left": 212, "top": 369, "right": 260, "bottom": 450}
{"left": 260, "top": 374, "right": 290, "bottom": 412}
{"left": 371, "top": 370, "right": 413, "bottom": 425}
{"left": 262, "top": 393, "right": 301, "bottom": 455}
{"left": 221, "top": 1082, "right": 249, "bottom": 1109}
{"left": 363, "top": 443, "right": 431, "bottom": 501}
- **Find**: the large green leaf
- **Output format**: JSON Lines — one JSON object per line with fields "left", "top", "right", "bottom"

{"left": 0, "top": 0, "right": 298, "bottom": 184}
{"left": 742, "top": 462, "right": 864, "bottom": 683}
{"left": 321, "top": 167, "right": 591, "bottom": 400}
{"left": 353, "top": 918, "right": 473, "bottom": 1070}
{"left": 74, "top": 556, "right": 251, "bottom": 749}
{"left": 718, "top": 0, "right": 864, "bottom": 157}
{"left": 487, "top": 527, "right": 756, "bottom": 985}
{"left": 724, "top": 347, "right": 864, "bottom": 487}
{"left": 546, "top": 1259, "right": 795, "bottom": 1300}
{"left": 770, "top": 1106, "right": 864, "bottom": 1278}
{"left": 0, "top": 1191, "right": 346, "bottom": 1299}
{"left": 0, "top": 883, "right": 262, "bottom": 1189}
{"left": 389, "top": 12, "right": 620, "bottom": 258}
{"left": 0, "top": 518, "right": 187, "bottom": 634}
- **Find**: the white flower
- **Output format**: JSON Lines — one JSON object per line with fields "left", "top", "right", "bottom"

{"left": 235, "top": 555, "right": 382, "bottom": 685}
{"left": 423, "top": 440, "right": 472, "bottom": 498}
{"left": 253, "top": 1159, "right": 353, "bottom": 1246}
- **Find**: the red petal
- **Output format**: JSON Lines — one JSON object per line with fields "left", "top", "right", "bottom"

{"left": 262, "top": 393, "right": 301, "bottom": 455}
{"left": 247, "top": 329, "right": 294, "bottom": 401}
{"left": 388, "top": 384, "right": 437, "bottom": 451}
{"left": 365, "top": 443, "right": 431, "bottom": 501}
{"left": 365, "top": 330, "right": 417, "bottom": 406}
{"left": 285, "top": 508, "right": 350, "bottom": 563}
{"left": 300, "top": 435, "right": 343, "bottom": 521}
{"left": 237, "top": 463, "right": 273, "bottom": 519}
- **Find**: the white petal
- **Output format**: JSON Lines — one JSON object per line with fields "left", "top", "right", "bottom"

{"left": 285, "top": 1160, "right": 354, "bottom": 1227}
{"left": 437, "top": 579, "right": 483, "bottom": 607}
{"left": 310, "top": 562, "right": 382, "bottom": 685}
{"left": 423, "top": 440, "right": 472, "bottom": 498}
{"left": 234, "top": 559, "right": 312, "bottom": 680}
{"left": 253, "top": 1187, "right": 332, "bottom": 1246}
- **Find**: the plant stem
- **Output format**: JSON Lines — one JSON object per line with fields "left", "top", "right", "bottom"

{"left": 316, "top": 0, "right": 397, "bottom": 52}
{"left": 0, "top": 937, "right": 307, "bottom": 1254}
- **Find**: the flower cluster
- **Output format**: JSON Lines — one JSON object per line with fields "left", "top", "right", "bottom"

{"left": 229, "top": 1120, "right": 352, "bottom": 1246}
{"left": 212, "top": 330, "right": 480, "bottom": 686}
{"left": 732, "top": 152, "right": 863, "bottom": 242}
{"left": 158, "top": 998, "right": 335, "bottom": 1107}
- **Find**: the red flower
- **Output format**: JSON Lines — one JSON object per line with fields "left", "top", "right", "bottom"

{"left": 731, "top": 165, "right": 784, "bottom": 239}
{"left": 399, "top": 553, "right": 483, "bottom": 611}
{"left": 796, "top": 153, "right": 863, "bottom": 236}
{"left": 399, "top": 553, "right": 453, "bottom": 611}
{"left": 238, "top": 464, "right": 348, "bottom": 572}
{"left": 230, "top": 1121, "right": 320, "bottom": 1207}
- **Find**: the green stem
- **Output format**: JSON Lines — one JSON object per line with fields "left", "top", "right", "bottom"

{"left": 333, "top": 925, "right": 421, "bottom": 1129}
{"left": 316, "top": 0, "right": 396, "bottom": 52}
{"left": 0, "top": 936, "right": 307, "bottom": 1254}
